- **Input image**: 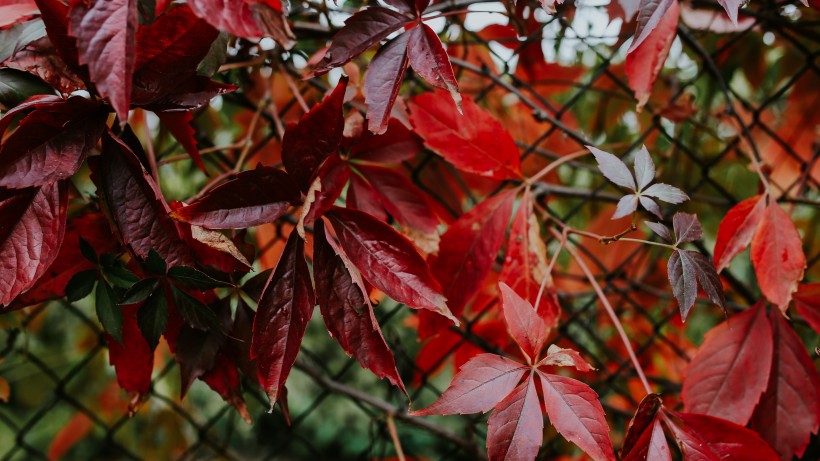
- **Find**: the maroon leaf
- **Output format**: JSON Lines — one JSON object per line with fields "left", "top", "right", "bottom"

{"left": 347, "top": 173, "right": 389, "bottom": 222}
{"left": 138, "top": 75, "right": 235, "bottom": 112}
{"left": 199, "top": 352, "right": 251, "bottom": 423}
{"left": 68, "top": 0, "right": 138, "bottom": 122}
{"left": 349, "top": 118, "right": 422, "bottom": 163}
{"left": 309, "top": 7, "right": 414, "bottom": 77}
{"left": 681, "top": 302, "right": 772, "bottom": 425}
{"left": 672, "top": 212, "right": 702, "bottom": 244}
{"left": 420, "top": 190, "right": 515, "bottom": 338}
{"left": 667, "top": 249, "right": 724, "bottom": 320}
{"left": 794, "top": 283, "right": 820, "bottom": 334}
{"left": 314, "top": 220, "right": 405, "bottom": 392}
{"left": 282, "top": 76, "right": 348, "bottom": 191}
{"left": 621, "top": 393, "right": 664, "bottom": 458}
{"left": 538, "top": 372, "right": 615, "bottom": 461}
{"left": 157, "top": 111, "right": 206, "bottom": 173}
{"left": 0, "top": 96, "right": 106, "bottom": 188}
{"left": 251, "top": 231, "right": 314, "bottom": 407}
{"left": 714, "top": 194, "right": 765, "bottom": 272}
{"left": 299, "top": 154, "right": 350, "bottom": 229}
{"left": 750, "top": 310, "right": 820, "bottom": 460}
{"left": 187, "top": 0, "right": 295, "bottom": 47}
{"left": 174, "top": 298, "right": 231, "bottom": 397}
{"left": 409, "top": 90, "right": 522, "bottom": 180}
{"left": 498, "top": 282, "right": 548, "bottom": 362}
{"left": 0, "top": 181, "right": 67, "bottom": 307}
{"left": 665, "top": 411, "right": 781, "bottom": 461}
{"left": 499, "top": 190, "right": 560, "bottom": 324}
{"left": 486, "top": 376, "right": 543, "bottom": 461}
{"left": 354, "top": 165, "right": 439, "bottom": 235}
{"left": 623, "top": 418, "right": 671, "bottom": 461}
{"left": 33, "top": 0, "right": 84, "bottom": 77}
{"left": 0, "top": 94, "right": 64, "bottom": 140}
{"left": 411, "top": 354, "right": 527, "bottom": 416}
{"left": 325, "top": 206, "right": 455, "bottom": 323}
{"left": 107, "top": 303, "right": 154, "bottom": 414}
{"left": 170, "top": 165, "right": 300, "bottom": 229}
{"left": 363, "top": 32, "right": 410, "bottom": 135}
{"left": 98, "top": 131, "right": 195, "bottom": 266}
{"left": 3, "top": 36, "right": 87, "bottom": 94}
{"left": 406, "top": 24, "right": 461, "bottom": 109}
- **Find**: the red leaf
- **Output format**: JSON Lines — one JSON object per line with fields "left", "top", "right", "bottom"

{"left": 68, "top": 0, "right": 138, "bottom": 122}
{"left": 349, "top": 118, "right": 422, "bottom": 163}
{"left": 751, "top": 200, "right": 807, "bottom": 311}
{"left": 314, "top": 220, "right": 405, "bottom": 392}
{"left": 199, "top": 352, "right": 251, "bottom": 423}
{"left": 794, "top": 283, "right": 820, "bottom": 334}
{"left": 621, "top": 393, "right": 664, "bottom": 459}
{"left": 7, "top": 211, "right": 118, "bottom": 309}
{"left": 99, "top": 131, "right": 196, "bottom": 266}
{"left": 499, "top": 190, "right": 560, "bottom": 324}
{"left": 625, "top": 0, "right": 679, "bottom": 110}
{"left": 410, "top": 353, "right": 527, "bottom": 415}
{"left": 666, "top": 411, "right": 781, "bottom": 461}
{"left": 363, "top": 32, "right": 410, "bottom": 135}
{"left": 498, "top": 282, "right": 548, "bottom": 361}
{"left": 138, "top": 75, "right": 235, "bottom": 112}
{"left": 347, "top": 173, "right": 389, "bottom": 222}
{"left": 325, "top": 206, "right": 455, "bottom": 323}
{"left": 299, "top": 154, "right": 350, "bottom": 228}
{"left": 157, "top": 111, "right": 206, "bottom": 173}
{"left": 406, "top": 24, "right": 461, "bottom": 109}
{"left": 538, "top": 372, "right": 615, "bottom": 461}
{"left": 0, "top": 96, "right": 106, "bottom": 188}
{"left": 33, "top": 0, "right": 84, "bottom": 78}
{"left": 623, "top": 418, "right": 671, "bottom": 461}
{"left": 170, "top": 165, "right": 300, "bottom": 229}
{"left": 421, "top": 191, "right": 515, "bottom": 338}
{"left": 714, "top": 194, "right": 765, "bottom": 272}
{"left": 409, "top": 90, "right": 522, "bottom": 180}
{"left": 187, "top": 0, "right": 295, "bottom": 46}
{"left": 132, "top": 5, "right": 220, "bottom": 110}
{"left": 629, "top": 0, "right": 676, "bottom": 52}
{"left": 107, "top": 304, "right": 154, "bottom": 412}
{"left": 250, "top": 231, "right": 314, "bottom": 407}
{"left": 355, "top": 165, "right": 439, "bottom": 235}
{"left": 681, "top": 301, "right": 772, "bottom": 425}
{"left": 310, "top": 7, "right": 414, "bottom": 77}
{"left": 750, "top": 311, "right": 820, "bottom": 460}
{"left": 282, "top": 76, "right": 348, "bottom": 191}
{"left": 539, "top": 345, "right": 594, "bottom": 372}
{"left": 486, "top": 376, "right": 543, "bottom": 461}
{"left": 0, "top": 181, "right": 67, "bottom": 307}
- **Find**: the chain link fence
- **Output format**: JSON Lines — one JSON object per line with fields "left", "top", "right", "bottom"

{"left": 1, "top": 0, "right": 819, "bottom": 459}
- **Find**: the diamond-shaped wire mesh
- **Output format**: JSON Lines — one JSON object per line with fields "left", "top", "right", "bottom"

{"left": 1, "top": 0, "right": 818, "bottom": 459}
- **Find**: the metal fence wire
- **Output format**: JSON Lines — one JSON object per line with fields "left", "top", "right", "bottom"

{"left": 1, "top": 0, "right": 819, "bottom": 459}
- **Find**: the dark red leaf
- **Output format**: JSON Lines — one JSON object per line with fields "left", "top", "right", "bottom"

{"left": 314, "top": 220, "right": 405, "bottom": 392}
{"left": 107, "top": 303, "right": 154, "bottom": 414}
{"left": 99, "top": 131, "right": 196, "bottom": 267}
{"left": 750, "top": 311, "right": 820, "bottom": 460}
{"left": 325, "top": 206, "right": 455, "bottom": 322}
{"left": 363, "top": 32, "right": 409, "bottom": 134}
{"left": 486, "top": 375, "right": 543, "bottom": 461}
{"left": 621, "top": 393, "right": 663, "bottom": 458}
{"left": 68, "top": 0, "right": 138, "bottom": 122}
{"left": 0, "top": 181, "right": 67, "bottom": 307}
{"left": 499, "top": 190, "right": 560, "bottom": 324}
{"left": 681, "top": 302, "right": 772, "bottom": 425}
{"left": 170, "top": 165, "right": 300, "bottom": 229}
{"left": 794, "top": 283, "right": 820, "bottom": 334}
{"left": 0, "top": 96, "right": 106, "bottom": 188}
{"left": 3, "top": 36, "right": 87, "bottom": 93}
{"left": 0, "top": 94, "right": 65, "bottom": 141}
{"left": 174, "top": 298, "right": 231, "bottom": 397}
{"left": 282, "top": 76, "right": 348, "bottom": 191}
{"left": 672, "top": 212, "right": 702, "bottom": 244}
{"left": 310, "top": 7, "right": 414, "bottom": 77}
{"left": 713, "top": 194, "right": 765, "bottom": 272}
{"left": 498, "top": 282, "right": 548, "bottom": 361}
{"left": 157, "top": 111, "right": 206, "bottom": 173}
{"left": 250, "top": 231, "right": 314, "bottom": 407}
{"left": 33, "top": 0, "right": 84, "bottom": 77}
{"left": 625, "top": 0, "right": 679, "bottom": 109}
{"left": 349, "top": 118, "right": 422, "bottom": 163}
{"left": 665, "top": 411, "right": 781, "bottom": 461}
{"left": 538, "top": 372, "right": 615, "bottom": 461}
{"left": 138, "top": 75, "right": 235, "bottom": 112}
{"left": 420, "top": 191, "right": 515, "bottom": 338}
{"left": 199, "top": 352, "right": 252, "bottom": 423}
{"left": 409, "top": 90, "right": 522, "bottom": 180}
{"left": 410, "top": 353, "right": 527, "bottom": 416}
{"left": 667, "top": 249, "right": 724, "bottom": 320}
{"left": 406, "top": 24, "right": 460, "bottom": 109}
{"left": 188, "top": 0, "right": 295, "bottom": 47}
{"left": 299, "top": 154, "right": 350, "bottom": 228}
{"left": 751, "top": 200, "right": 807, "bottom": 312}
{"left": 623, "top": 418, "right": 671, "bottom": 461}
{"left": 347, "top": 173, "right": 389, "bottom": 222}
{"left": 355, "top": 165, "right": 439, "bottom": 235}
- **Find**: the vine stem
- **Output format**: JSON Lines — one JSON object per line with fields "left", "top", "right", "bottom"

{"left": 523, "top": 149, "right": 592, "bottom": 187}
{"left": 550, "top": 227, "right": 653, "bottom": 395}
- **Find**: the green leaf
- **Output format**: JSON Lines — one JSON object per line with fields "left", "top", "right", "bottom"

{"left": 0, "top": 68, "right": 54, "bottom": 110}
{"left": 95, "top": 280, "right": 123, "bottom": 343}
{"left": 144, "top": 250, "right": 167, "bottom": 275}
{"left": 167, "top": 266, "right": 232, "bottom": 290}
{"left": 66, "top": 270, "right": 98, "bottom": 302}
{"left": 171, "top": 286, "right": 219, "bottom": 331}
{"left": 102, "top": 264, "right": 140, "bottom": 289}
{"left": 120, "top": 278, "right": 160, "bottom": 305}
{"left": 78, "top": 237, "right": 98, "bottom": 264}
{"left": 137, "top": 289, "right": 168, "bottom": 350}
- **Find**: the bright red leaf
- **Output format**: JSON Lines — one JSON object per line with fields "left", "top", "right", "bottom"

{"left": 498, "top": 282, "right": 548, "bottom": 362}
{"left": 625, "top": 0, "right": 679, "bottom": 109}
{"left": 714, "top": 194, "right": 765, "bottom": 272}
{"left": 107, "top": 303, "right": 154, "bottom": 414}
